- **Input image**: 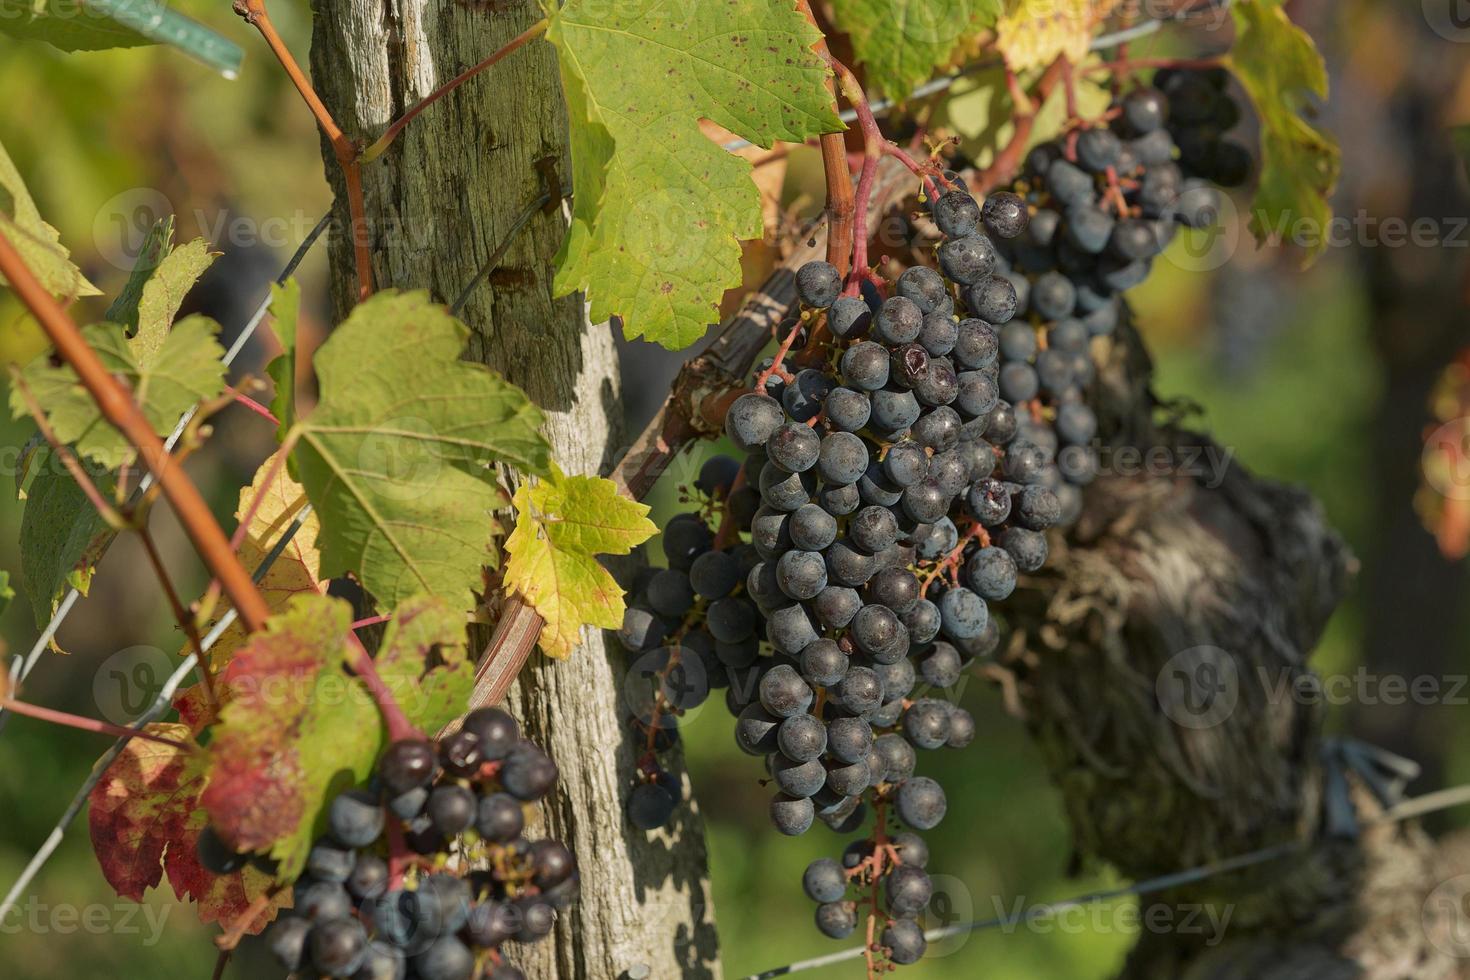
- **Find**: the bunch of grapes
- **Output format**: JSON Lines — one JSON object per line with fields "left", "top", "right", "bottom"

{"left": 1157, "top": 68, "right": 1253, "bottom": 188}
{"left": 200, "top": 710, "right": 577, "bottom": 980}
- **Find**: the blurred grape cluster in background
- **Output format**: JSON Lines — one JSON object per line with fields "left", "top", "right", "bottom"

{"left": 2, "top": 0, "right": 1468, "bottom": 976}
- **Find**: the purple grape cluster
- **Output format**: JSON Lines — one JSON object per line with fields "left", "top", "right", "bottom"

{"left": 199, "top": 710, "right": 577, "bottom": 980}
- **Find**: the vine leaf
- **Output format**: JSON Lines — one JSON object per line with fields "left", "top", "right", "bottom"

{"left": 504, "top": 465, "right": 656, "bottom": 659}
{"left": 290, "top": 290, "right": 549, "bottom": 613}
{"left": 17, "top": 447, "right": 114, "bottom": 628}
{"left": 1228, "top": 0, "right": 1340, "bottom": 266}
{"left": 87, "top": 723, "right": 285, "bottom": 933}
{"left": 200, "top": 450, "right": 323, "bottom": 675}
{"left": 103, "top": 224, "right": 217, "bottom": 353}
{"left": 0, "top": 570, "right": 13, "bottom": 618}
{"left": 544, "top": 0, "right": 842, "bottom": 350}
{"left": 0, "top": 137, "right": 99, "bottom": 299}
{"left": 937, "top": 63, "right": 1110, "bottom": 168}
{"left": 266, "top": 279, "right": 299, "bottom": 441}
{"left": 994, "top": 0, "right": 1121, "bottom": 73}
{"left": 200, "top": 593, "right": 470, "bottom": 878}
{"left": 11, "top": 316, "right": 227, "bottom": 467}
{"left": 103, "top": 217, "right": 174, "bottom": 332}
{"left": 827, "top": 0, "right": 1002, "bottom": 101}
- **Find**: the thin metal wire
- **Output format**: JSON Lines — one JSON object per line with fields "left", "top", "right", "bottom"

{"left": 450, "top": 187, "right": 572, "bottom": 316}
{"left": 741, "top": 783, "right": 1470, "bottom": 980}
{"left": 0, "top": 212, "right": 330, "bottom": 735}
{"left": 0, "top": 507, "right": 311, "bottom": 922}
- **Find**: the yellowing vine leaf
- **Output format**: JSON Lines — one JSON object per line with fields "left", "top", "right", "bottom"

{"left": 12, "top": 316, "right": 226, "bottom": 468}
{"left": 88, "top": 723, "right": 285, "bottom": 934}
{"left": 545, "top": 0, "right": 843, "bottom": 350}
{"left": 1227, "top": 0, "right": 1340, "bottom": 266}
{"left": 290, "top": 290, "right": 550, "bottom": 612}
{"left": 504, "top": 466, "right": 656, "bottom": 659}
{"left": 0, "top": 137, "right": 99, "bottom": 299}
{"left": 994, "top": 0, "right": 1119, "bottom": 73}
{"left": 828, "top": 0, "right": 1002, "bottom": 101}
{"left": 201, "top": 593, "right": 471, "bottom": 878}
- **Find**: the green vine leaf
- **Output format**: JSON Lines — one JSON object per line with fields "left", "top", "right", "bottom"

{"left": 544, "top": 0, "right": 843, "bottom": 350}
{"left": 1227, "top": 0, "right": 1340, "bottom": 266}
{"left": 88, "top": 724, "right": 285, "bottom": 934}
{"left": 103, "top": 217, "right": 175, "bottom": 332}
{"left": 265, "top": 278, "right": 300, "bottom": 442}
{"left": 200, "top": 593, "right": 470, "bottom": 879}
{"left": 290, "top": 290, "right": 550, "bottom": 612}
{"left": 128, "top": 238, "right": 217, "bottom": 361}
{"left": 828, "top": 0, "right": 1002, "bottom": 101}
{"left": 11, "top": 316, "right": 227, "bottom": 468}
{"left": 0, "top": 137, "right": 99, "bottom": 300}
{"left": 504, "top": 465, "right": 657, "bottom": 659}
{"left": 17, "top": 447, "right": 114, "bottom": 628}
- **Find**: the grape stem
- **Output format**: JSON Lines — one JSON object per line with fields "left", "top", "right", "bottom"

{"left": 228, "top": 388, "right": 280, "bottom": 426}
{"left": 794, "top": 0, "right": 856, "bottom": 276}
{"left": 919, "top": 521, "right": 987, "bottom": 593}
{"left": 347, "top": 636, "right": 419, "bottom": 744}
{"left": 974, "top": 58, "right": 1067, "bottom": 195}
{"left": 754, "top": 317, "right": 809, "bottom": 394}
{"left": 712, "top": 463, "right": 748, "bottom": 551}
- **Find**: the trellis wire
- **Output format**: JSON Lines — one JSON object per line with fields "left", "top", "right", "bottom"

{"left": 0, "top": 506, "right": 312, "bottom": 923}
{"left": 721, "top": 0, "right": 1233, "bottom": 153}
{"left": 0, "top": 212, "right": 331, "bottom": 737}
{"left": 742, "top": 784, "right": 1470, "bottom": 979}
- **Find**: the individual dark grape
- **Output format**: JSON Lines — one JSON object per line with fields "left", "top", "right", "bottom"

{"left": 310, "top": 917, "right": 368, "bottom": 976}
{"left": 818, "top": 482, "right": 861, "bottom": 516}
{"left": 760, "top": 664, "right": 814, "bottom": 718}
{"left": 827, "top": 716, "right": 875, "bottom": 764}
{"left": 919, "top": 643, "right": 963, "bottom": 690}
{"left": 689, "top": 550, "right": 740, "bottom": 599}
{"left": 938, "top": 587, "right": 987, "bottom": 640}
{"left": 929, "top": 449, "right": 969, "bottom": 497}
{"left": 696, "top": 454, "right": 742, "bottom": 497}
{"left": 879, "top": 440, "right": 926, "bottom": 488}
{"left": 707, "top": 596, "right": 757, "bottom": 642}
{"left": 724, "top": 393, "right": 784, "bottom": 451}
{"left": 999, "top": 526, "right": 1049, "bottom": 573}
{"left": 828, "top": 295, "right": 872, "bottom": 338}
{"left": 932, "top": 190, "right": 982, "bottom": 238}
{"left": 797, "top": 261, "right": 843, "bottom": 308}
{"left": 866, "top": 567, "right": 920, "bottom": 616}
{"left": 308, "top": 840, "right": 356, "bottom": 884}
{"left": 874, "top": 734, "right": 917, "bottom": 784}
{"left": 751, "top": 508, "right": 792, "bottom": 560}
{"left": 766, "top": 601, "right": 819, "bottom": 654}
{"left": 803, "top": 857, "right": 847, "bottom": 903}
{"left": 1122, "top": 86, "right": 1168, "bottom": 133}
{"left": 1003, "top": 440, "right": 1048, "bottom": 484}
{"left": 412, "top": 936, "right": 474, "bottom": 980}
{"left": 773, "top": 755, "right": 827, "bottom": 798}
{"left": 836, "top": 666, "right": 884, "bottom": 716}
{"left": 912, "top": 517, "right": 958, "bottom": 559}
{"left": 778, "top": 712, "right": 828, "bottom": 762}
{"left": 348, "top": 854, "right": 390, "bottom": 902}
{"left": 265, "top": 915, "right": 312, "bottom": 970}
{"left": 890, "top": 343, "right": 932, "bottom": 392}
{"left": 500, "top": 743, "right": 558, "bottom": 801}
{"left": 849, "top": 604, "right": 906, "bottom": 662}
{"left": 1075, "top": 127, "right": 1122, "bottom": 173}
{"left": 379, "top": 739, "right": 437, "bottom": 795}
{"left": 824, "top": 387, "right": 871, "bottom": 432}
{"left": 1016, "top": 485, "right": 1062, "bottom": 531}
{"left": 952, "top": 319, "right": 998, "bottom": 370}
{"left": 947, "top": 707, "right": 977, "bottom": 748}
{"left": 937, "top": 234, "right": 996, "bottom": 285}
{"left": 1210, "top": 139, "right": 1253, "bottom": 187}
{"left": 388, "top": 786, "right": 429, "bottom": 822}
{"left": 617, "top": 607, "right": 667, "bottom": 653}
{"left": 646, "top": 568, "right": 695, "bottom": 618}
{"left": 811, "top": 586, "right": 861, "bottom": 630}
{"left": 816, "top": 432, "right": 868, "bottom": 486}
{"left": 999, "top": 362, "right": 1039, "bottom": 403}
{"left": 886, "top": 863, "right": 934, "bottom": 916}
{"left": 896, "top": 776, "right": 947, "bottom": 830}
{"left": 824, "top": 759, "right": 870, "bottom": 797}
{"left": 771, "top": 793, "right": 816, "bottom": 836}
{"left": 816, "top": 900, "right": 859, "bottom": 939}
{"left": 874, "top": 296, "right": 923, "bottom": 345}
{"left": 627, "top": 781, "right": 678, "bottom": 830}
{"left": 981, "top": 191, "right": 1028, "bottom": 239}
{"left": 884, "top": 918, "right": 927, "bottom": 965}
{"left": 439, "top": 728, "right": 483, "bottom": 778}
{"left": 735, "top": 703, "right": 781, "bottom": 755}
{"left": 759, "top": 463, "right": 815, "bottom": 512}
{"left": 954, "top": 371, "right": 999, "bottom": 420}
{"left": 841, "top": 341, "right": 890, "bottom": 391}
{"left": 426, "top": 784, "right": 476, "bottom": 835}
{"left": 1172, "top": 181, "right": 1221, "bottom": 228}
{"left": 901, "top": 599, "right": 941, "bottom": 645}
{"left": 901, "top": 480, "right": 948, "bottom": 525}
{"left": 776, "top": 549, "right": 827, "bottom": 600}
{"left": 897, "top": 266, "right": 948, "bottom": 313}
{"left": 1047, "top": 158, "right": 1095, "bottom": 206}
{"left": 869, "top": 388, "right": 922, "bottom": 434}
{"left": 784, "top": 505, "right": 834, "bottom": 554}
{"left": 902, "top": 699, "right": 952, "bottom": 750}
{"left": 965, "top": 546, "right": 1017, "bottom": 601}
{"left": 966, "top": 275, "right": 1017, "bottom": 324}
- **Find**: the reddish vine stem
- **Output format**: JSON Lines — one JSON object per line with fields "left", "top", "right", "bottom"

{"left": 974, "top": 58, "right": 1067, "bottom": 194}
{"left": 229, "top": 389, "right": 280, "bottom": 426}
{"left": 794, "top": 0, "right": 855, "bottom": 276}
{"left": 0, "top": 696, "right": 192, "bottom": 748}
{"left": 360, "top": 19, "right": 550, "bottom": 164}
{"left": 346, "top": 635, "right": 418, "bottom": 744}
{"left": 136, "top": 526, "right": 218, "bottom": 709}
{"left": 351, "top": 614, "right": 393, "bottom": 631}
{"left": 0, "top": 228, "right": 272, "bottom": 633}
{"left": 8, "top": 369, "right": 126, "bottom": 531}
{"left": 234, "top": 0, "right": 373, "bottom": 301}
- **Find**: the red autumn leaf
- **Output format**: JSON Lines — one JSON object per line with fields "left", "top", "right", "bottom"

{"left": 88, "top": 722, "right": 286, "bottom": 933}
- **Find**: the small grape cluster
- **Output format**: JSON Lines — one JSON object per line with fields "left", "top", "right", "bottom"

{"left": 802, "top": 831, "right": 932, "bottom": 964}
{"left": 1156, "top": 68, "right": 1253, "bottom": 188}
{"left": 616, "top": 468, "right": 765, "bottom": 830}
{"left": 200, "top": 709, "right": 577, "bottom": 980}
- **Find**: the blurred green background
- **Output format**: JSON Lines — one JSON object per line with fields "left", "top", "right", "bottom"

{"left": 2, "top": 1, "right": 1468, "bottom": 977}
